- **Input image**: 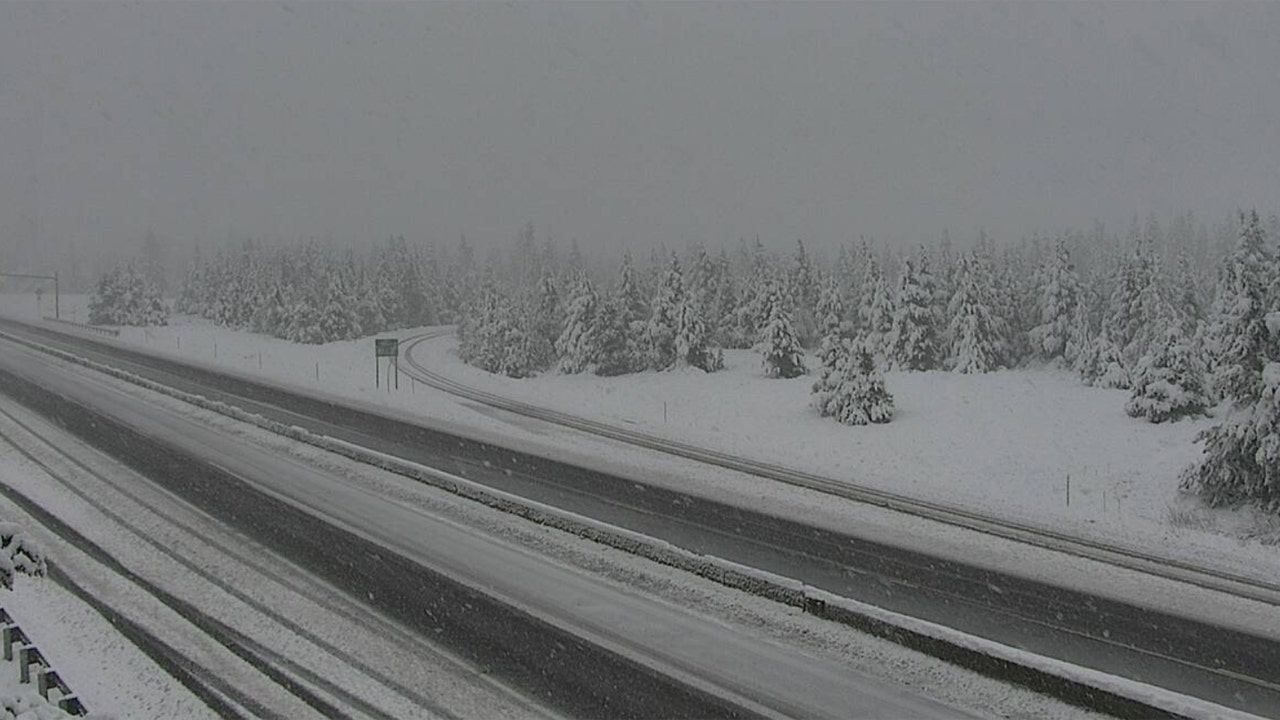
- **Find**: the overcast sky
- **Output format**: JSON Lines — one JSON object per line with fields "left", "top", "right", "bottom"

{"left": 2, "top": 1, "right": 1279, "bottom": 266}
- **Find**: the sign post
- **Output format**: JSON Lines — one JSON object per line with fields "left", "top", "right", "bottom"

{"left": 375, "top": 338, "right": 399, "bottom": 389}
{"left": 0, "top": 272, "right": 59, "bottom": 319}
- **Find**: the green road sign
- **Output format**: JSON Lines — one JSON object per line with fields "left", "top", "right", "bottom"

{"left": 375, "top": 338, "right": 399, "bottom": 357}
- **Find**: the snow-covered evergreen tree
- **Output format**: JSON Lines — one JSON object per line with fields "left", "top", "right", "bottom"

{"left": 318, "top": 270, "right": 361, "bottom": 342}
{"left": 946, "top": 254, "right": 1002, "bottom": 374}
{"left": 526, "top": 272, "right": 562, "bottom": 371}
{"left": 812, "top": 338, "right": 894, "bottom": 425}
{"left": 1028, "top": 239, "right": 1081, "bottom": 364}
{"left": 814, "top": 278, "right": 846, "bottom": 366}
{"left": 1205, "top": 210, "right": 1274, "bottom": 403}
{"left": 614, "top": 252, "right": 650, "bottom": 372}
{"left": 857, "top": 255, "right": 894, "bottom": 358}
{"left": 834, "top": 243, "right": 861, "bottom": 325}
{"left": 588, "top": 294, "right": 632, "bottom": 376}
{"left": 1106, "top": 237, "right": 1164, "bottom": 366}
{"left": 1182, "top": 341, "right": 1280, "bottom": 510}
{"left": 915, "top": 245, "right": 947, "bottom": 343}
{"left": 789, "top": 240, "right": 819, "bottom": 346}
{"left": 458, "top": 285, "right": 540, "bottom": 378}
{"left": 1180, "top": 212, "right": 1280, "bottom": 509}
{"left": 688, "top": 246, "right": 721, "bottom": 341}
{"left": 556, "top": 271, "right": 601, "bottom": 374}
{"left": 675, "top": 293, "right": 724, "bottom": 373}
{"left": 1172, "top": 249, "right": 1203, "bottom": 334}
{"left": 811, "top": 282, "right": 855, "bottom": 418}
{"left": 1126, "top": 323, "right": 1209, "bottom": 423}
{"left": 646, "top": 255, "right": 686, "bottom": 370}
{"left": 757, "top": 281, "right": 806, "bottom": 378}
{"left": 810, "top": 335, "right": 849, "bottom": 419}
{"left": 712, "top": 249, "right": 741, "bottom": 348}
{"left": 887, "top": 257, "right": 940, "bottom": 371}
{"left": 1076, "top": 329, "right": 1130, "bottom": 389}
{"left": 89, "top": 262, "right": 169, "bottom": 327}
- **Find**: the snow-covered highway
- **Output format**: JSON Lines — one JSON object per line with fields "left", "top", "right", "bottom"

{"left": 0, "top": 332, "right": 1007, "bottom": 719}
{"left": 1, "top": 315, "right": 1278, "bottom": 718}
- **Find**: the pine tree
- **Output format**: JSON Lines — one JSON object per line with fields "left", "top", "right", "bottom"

{"left": 757, "top": 281, "right": 806, "bottom": 378}
{"left": 1028, "top": 238, "right": 1081, "bottom": 364}
{"left": 789, "top": 240, "right": 819, "bottom": 346}
{"left": 614, "top": 252, "right": 649, "bottom": 372}
{"left": 1205, "top": 211, "right": 1274, "bottom": 403}
{"left": 675, "top": 292, "right": 723, "bottom": 372}
{"left": 318, "top": 270, "right": 361, "bottom": 342}
{"left": 712, "top": 249, "right": 740, "bottom": 348}
{"left": 991, "top": 249, "right": 1033, "bottom": 366}
{"left": 589, "top": 294, "right": 632, "bottom": 376}
{"left": 556, "top": 272, "right": 601, "bottom": 374}
{"left": 1182, "top": 347, "right": 1280, "bottom": 510}
{"left": 458, "top": 285, "right": 504, "bottom": 372}
{"left": 688, "top": 246, "right": 720, "bottom": 340}
{"left": 1106, "top": 239, "right": 1163, "bottom": 366}
{"left": 811, "top": 283, "right": 852, "bottom": 416}
{"left": 458, "top": 285, "right": 540, "bottom": 378}
{"left": 915, "top": 245, "right": 947, "bottom": 342}
{"left": 887, "top": 257, "right": 940, "bottom": 371}
{"left": 88, "top": 262, "right": 169, "bottom": 327}
{"left": 1172, "top": 249, "right": 1203, "bottom": 334}
{"left": 616, "top": 252, "right": 649, "bottom": 325}
{"left": 526, "top": 272, "right": 562, "bottom": 371}
{"left": 812, "top": 338, "right": 894, "bottom": 425}
{"left": 856, "top": 255, "right": 894, "bottom": 358}
{"left": 814, "top": 278, "right": 846, "bottom": 367}
{"left": 946, "top": 254, "right": 1002, "bottom": 374}
{"left": 810, "top": 335, "right": 849, "bottom": 419}
{"left": 834, "top": 243, "right": 860, "bottom": 326}
{"left": 646, "top": 255, "right": 686, "bottom": 370}
{"left": 1126, "top": 323, "right": 1209, "bottom": 423}
{"left": 1076, "top": 329, "right": 1130, "bottom": 389}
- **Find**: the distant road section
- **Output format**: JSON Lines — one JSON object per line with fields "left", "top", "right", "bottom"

{"left": 0, "top": 332, "right": 979, "bottom": 720}
{"left": 1, "top": 316, "right": 1279, "bottom": 717}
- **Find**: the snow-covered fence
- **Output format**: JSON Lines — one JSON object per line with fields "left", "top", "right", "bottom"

{"left": 0, "top": 608, "right": 87, "bottom": 715}
{"left": 41, "top": 316, "right": 119, "bottom": 339}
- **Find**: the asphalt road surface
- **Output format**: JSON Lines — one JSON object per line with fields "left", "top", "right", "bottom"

{"left": 2, "top": 317, "right": 1278, "bottom": 717}
{"left": 0, "top": 335, "right": 980, "bottom": 720}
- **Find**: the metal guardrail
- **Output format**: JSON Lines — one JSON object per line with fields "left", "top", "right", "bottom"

{"left": 0, "top": 320, "right": 1264, "bottom": 719}
{"left": 42, "top": 317, "right": 120, "bottom": 338}
{"left": 0, "top": 608, "right": 88, "bottom": 715}
{"left": 398, "top": 330, "right": 1280, "bottom": 608}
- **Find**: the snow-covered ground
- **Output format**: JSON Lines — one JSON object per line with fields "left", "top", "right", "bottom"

{"left": 0, "top": 571, "right": 210, "bottom": 720}
{"left": 1, "top": 294, "right": 1276, "bottom": 597}
{"left": 0, "top": 333, "right": 1125, "bottom": 720}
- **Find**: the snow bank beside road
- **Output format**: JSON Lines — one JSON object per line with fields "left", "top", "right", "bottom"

{"left": 410, "top": 335, "right": 1280, "bottom": 579}
{"left": 2, "top": 299, "right": 1275, "bottom": 591}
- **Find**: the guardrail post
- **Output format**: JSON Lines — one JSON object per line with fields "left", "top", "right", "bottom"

{"left": 37, "top": 667, "right": 60, "bottom": 698}
{"left": 59, "top": 695, "right": 87, "bottom": 716}
{"left": 18, "top": 644, "right": 41, "bottom": 683}
{"left": 3, "top": 624, "right": 25, "bottom": 661}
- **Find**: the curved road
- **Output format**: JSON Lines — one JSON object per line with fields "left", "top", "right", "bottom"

{"left": 1, "top": 317, "right": 1278, "bottom": 717}
{"left": 0, "top": 334, "right": 977, "bottom": 720}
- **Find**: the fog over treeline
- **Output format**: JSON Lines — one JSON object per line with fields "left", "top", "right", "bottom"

{"left": 3, "top": 2, "right": 1280, "bottom": 290}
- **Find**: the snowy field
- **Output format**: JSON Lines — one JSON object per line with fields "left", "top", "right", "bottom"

{"left": 0, "top": 316, "right": 1122, "bottom": 720}
{"left": 411, "top": 334, "right": 1280, "bottom": 568}
{"left": 1, "top": 294, "right": 1277, "bottom": 588}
